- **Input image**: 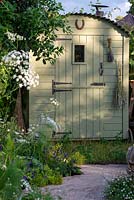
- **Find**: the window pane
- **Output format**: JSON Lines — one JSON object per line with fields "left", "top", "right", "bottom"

{"left": 74, "top": 45, "right": 85, "bottom": 62}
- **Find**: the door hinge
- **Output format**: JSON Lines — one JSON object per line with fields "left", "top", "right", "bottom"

{"left": 52, "top": 131, "right": 72, "bottom": 137}
{"left": 52, "top": 80, "right": 72, "bottom": 95}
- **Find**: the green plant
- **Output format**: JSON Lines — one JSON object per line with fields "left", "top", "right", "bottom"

{"left": 76, "top": 140, "right": 130, "bottom": 164}
{"left": 0, "top": 162, "right": 23, "bottom": 200}
{"left": 70, "top": 151, "right": 85, "bottom": 165}
{"left": 0, "top": 119, "right": 56, "bottom": 199}
{"left": 0, "top": 117, "right": 18, "bottom": 145}
{"left": 0, "top": 0, "right": 71, "bottom": 130}
{"left": 0, "top": 0, "right": 71, "bottom": 62}
{"left": 0, "top": 118, "right": 83, "bottom": 200}
{"left": 46, "top": 136, "right": 83, "bottom": 177}
{"left": 104, "top": 176, "right": 134, "bottom": 200}
{"left": 27, "top": 163, "right": 62, "bottom": 187}
{"left": 22, "top": 189, "right": 54, "bottom": 200}
{"left": 0, "top": 64, "right": 18, "bottom": 119}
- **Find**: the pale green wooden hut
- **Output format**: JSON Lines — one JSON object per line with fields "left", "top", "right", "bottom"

{"left": 29, "top": 13, "right": 129, "bottom": 140}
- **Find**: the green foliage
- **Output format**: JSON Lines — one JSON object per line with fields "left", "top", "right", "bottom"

{"left": 0, "top": 162, "right": 23, "bottom": 200}
{"left": 22, "top": 190, "right": 54, "bottom": 200}
{"left": 0, "top": 117, "right": 18, "bottom": 144}
{"left": 0, "top": 64, "right": 18, "bottom": 119}
{"left": 129, "top": 31, "right": 134, "bottom": 78}
{"left": 0, "top": 118, "right": 90, "bottom": 200}
{"left": 76, "top": 140, "right": 130, "bottom": 164}
{"left": 71, "top": 151, "right": 85, "bottom": 165}
{"left": 0, "top": 120, "right": 55, "bottom": 199}
{"left": 0, "top": 0, "right": 71, "bottom": 62}
{"left": 104, "top": 176, "right": 134, "bottom": 200}
{"left": 127, "top": 1, "right": 134, "bottom": 78}
{"left": 0, "top": 0, "right": 71, "bottom": 128}
{"left": 25, "top": 158, "right": 62, "bottom": 187}
{"left": 128, "top": 0, "right": 134, "bottom": 15}
{"left": 45, "top": 137, "right": 83, "bottom": 177}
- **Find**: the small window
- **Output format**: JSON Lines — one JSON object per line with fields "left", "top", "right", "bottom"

{"left": 73, "top": 44, "right": 86, "bottom": 64}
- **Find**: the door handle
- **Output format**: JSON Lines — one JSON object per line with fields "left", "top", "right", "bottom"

{"left": 99, "top": 62, "right": 104, "bottom": 76}
{"left": 90, "top": 82, "right": 105, "bottom": 86}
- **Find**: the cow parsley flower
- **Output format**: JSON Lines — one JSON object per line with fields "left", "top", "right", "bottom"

{"left": 6, "top": 31, "right": 26, "bottom": 41}
{"left": 50, "top": 98, "right": 60, "bottom": 106}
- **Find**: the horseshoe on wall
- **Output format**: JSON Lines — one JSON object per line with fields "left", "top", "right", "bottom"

{"left": 75, "top": 19, "right": 85, "bottom": 30}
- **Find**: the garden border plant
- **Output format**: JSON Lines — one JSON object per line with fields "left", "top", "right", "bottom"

{"left": 104, "top": 175, "right": 134, "bottom": 200}
{"left": 0, "top": 0, "right": 73, "bottom": 199}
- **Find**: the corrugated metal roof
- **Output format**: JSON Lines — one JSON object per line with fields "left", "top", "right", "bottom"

{"left": 67, "top": 13, "right": 130, "bottom": 36}
{"left": 117, "top": 14, "right": 134, "bottom": 27}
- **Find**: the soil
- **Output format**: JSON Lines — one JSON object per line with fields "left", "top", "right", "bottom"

{"left": 42, "top": 164, "right": 127, "bottom": 200}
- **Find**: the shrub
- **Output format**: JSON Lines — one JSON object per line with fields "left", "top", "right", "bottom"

{"left": 0, "top": 117, "right": 83, "bottom": 200}
{"left": 70, "top": 151, "right": 85, "bottom": 165}
{"left": 104, "top": 176, "right": 134, "bottom": 200}
{"left": 46, "top": 137, "right": 83, "bottom": 177}
{"left": 31, "top": 165, "right": 62, "bottom": 187}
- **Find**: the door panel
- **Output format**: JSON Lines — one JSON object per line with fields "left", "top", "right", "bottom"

{"left": 54, "top": 36, "right": 104, "bottom": 139}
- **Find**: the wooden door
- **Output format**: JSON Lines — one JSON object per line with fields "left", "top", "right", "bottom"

{"left": 53, "top": 36, "right": 104, "bottom": 139}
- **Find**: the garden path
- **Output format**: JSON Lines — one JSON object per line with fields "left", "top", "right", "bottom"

{"left": 42, "top": 164, "right": 127, "bottom": 200}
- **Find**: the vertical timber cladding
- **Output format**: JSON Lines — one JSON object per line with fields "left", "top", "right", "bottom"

{"left": 103, "top": 35, "right": 126, "bottom": 139}
{"left": 29, "top": 15, "right": 129, "bottom": 140}
{"left": 29, "top": 53, "right": 55, "bottom": 126}
{"left": 54, "top": 35, "right": 105, "bottom": 139}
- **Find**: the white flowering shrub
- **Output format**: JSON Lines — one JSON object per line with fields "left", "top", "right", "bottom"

{"left": 2, "top": 50, "right": 39, "bottom": 90}
{"left": 104, "top": 175, "right": 134, "bottom": 200}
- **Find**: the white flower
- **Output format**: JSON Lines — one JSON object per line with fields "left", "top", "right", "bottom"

{"left": 5, "top": 31, "right": 26, "bottom": 41}
{"left": 14, "top": 131, "right": 20, "bottom": 135}
{"left": 18, "top": 75, "right": 22, "bottom": 79}
{"left": 19, "top": 83, "right": 23, "bottom": 88}
{"left": 2, "top": 50, "right": 39, "bottom": 90}
{"left": 44, "top": 116, "right": 61, "bottom": 132}
{"left": 50, "top": 98, "right": 59, "bottom": 106}
{"left": 1, "top": 164, "right": 7, "bottom": 170}
{"left": 16, "top": 138, "right": 29, "bottom": 143}
{"left": 11, "top": 54, "right": 16, "bottom": 59}
{"left": 16, "top": 60, "right": 21, "bottom": 65}
{"left": 21, "top": 179, "right": 33, "bottom": 192}
{"left": 13, "top": 74, "right": 17, "bottom": 79}
{"left": 27, "top": 86, "right": 30, "bottom": 90}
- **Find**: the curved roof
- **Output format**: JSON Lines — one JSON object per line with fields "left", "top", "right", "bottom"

{"left": 68, "top": 13, "right": 129, "bottom": 36}
{"left": 117, "top": 14, "right": 134, "bottom": 27}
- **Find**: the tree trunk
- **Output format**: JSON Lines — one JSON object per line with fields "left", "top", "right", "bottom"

{"left": 14, "top": 88, "right": 26, "bottom": 132}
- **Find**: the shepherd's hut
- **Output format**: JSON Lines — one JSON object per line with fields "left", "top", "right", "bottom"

{"left": 29, "top": 6, "right": 129, "bottom": 140}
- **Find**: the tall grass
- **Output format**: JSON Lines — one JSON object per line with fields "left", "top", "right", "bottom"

{"left": 75, "top": 140, "right": 131, "bottom": 164}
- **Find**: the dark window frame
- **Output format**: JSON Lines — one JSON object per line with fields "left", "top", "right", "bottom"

{"left": 72, "top": 43, "right": 86, "bottom": 64}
